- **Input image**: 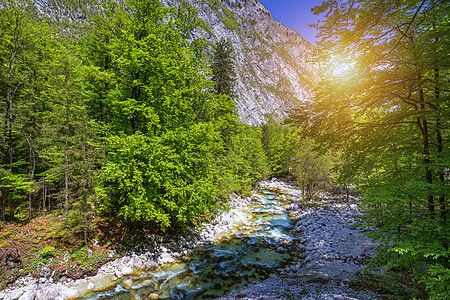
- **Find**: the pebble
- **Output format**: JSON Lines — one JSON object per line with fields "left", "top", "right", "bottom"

{"left": 0, "top": 179, "right": 379, "bottom": 300}
{"left": 217, "top": 178, "right": 379, "bottom": 300}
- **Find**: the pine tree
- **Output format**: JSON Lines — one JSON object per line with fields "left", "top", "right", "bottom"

{"left": 211, "top": 38, "right": 237, "bottom": 100}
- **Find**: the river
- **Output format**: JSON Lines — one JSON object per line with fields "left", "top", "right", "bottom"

{"left": 80, "top": 188, "right": 302, "bottom": 300}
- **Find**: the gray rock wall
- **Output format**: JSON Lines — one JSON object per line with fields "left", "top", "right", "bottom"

{"left": 165, "top": 0, "right": 317, "bottom": 125}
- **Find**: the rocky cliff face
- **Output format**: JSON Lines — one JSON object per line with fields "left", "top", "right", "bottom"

{"left": 165, "top": 0, "right": 316, "bottom": 125}
{"left": 27, "top": 0, "right": 316, "bottom": 125}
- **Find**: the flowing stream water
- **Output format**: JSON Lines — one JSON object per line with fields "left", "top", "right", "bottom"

{"left": 81, "top": 188, "right": 301, "bottom": 300}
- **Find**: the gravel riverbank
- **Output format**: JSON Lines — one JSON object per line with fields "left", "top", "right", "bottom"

{"left": 0, "top": 179, "right": 381, "bottom": 299}
{"left": 219, "top": 179, "right": 380, "bottom": 300}
{"left": 0, "top": 192, "right": 254, "bottom": 300}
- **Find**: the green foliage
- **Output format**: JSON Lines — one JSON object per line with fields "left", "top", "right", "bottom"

{"left": 99, "top": 127, "right": 222, "bottom": 228}
{"left": 40, "top": 246, "right": 56, "bottom": 258}
{"left": 262, "top": 117, "right": 293, "bottom": 176}
{"left": 70, "top": 246, "right": 109, "bottom": 270}
{"left": 290, "top": 137, "right": 335, "bottom": 199}
{"left": 0, "top": 231, "right": 11, "bottom": 240}
{"left": 217, "top": 123, "right": 270, "bottom": 194}
{"left": 425, "top": 265, "right": 450, "bottom": 300}
{"left": 208, "top": 0, "right": 240, "bottom": 30}
{"left": 80, "top": 0, "right": 266, "bottom": 230}
{"left": 222, "top": 16, "right": 237, "bottom": 30}
{"left": 262, "top": 115, "right": 336, "bottom": 197}
{"left": 70, "top": 247, "right": 89, "bottom": 266}
{"left": 0, "top": 170, "right": 33, "bottom": 222}
{"left": 0, "top": 0, "right": 290, "bottom": 249}
{"left": 263, "top": 85, "right": 300, "bottom": 106}
{"left": 211, "top": 38, "right": 237, "bottom": 99}
{"left": 312, "top": 0, "right": 449, "bottom": 296}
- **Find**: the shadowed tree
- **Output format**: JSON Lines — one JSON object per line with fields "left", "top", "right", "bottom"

{"left": 211, "top": 38, "right": 237, "bottom": 100}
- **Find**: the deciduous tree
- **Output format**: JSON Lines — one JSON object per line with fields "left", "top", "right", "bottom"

{"left": 311, "top": 0, "right": 449, "bottom": 296}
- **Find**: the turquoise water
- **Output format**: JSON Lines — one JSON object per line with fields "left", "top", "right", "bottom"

{"left": 81, "top": 189, "right": 300, "bottom": 300}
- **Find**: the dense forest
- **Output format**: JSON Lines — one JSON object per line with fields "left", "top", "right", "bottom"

{"left": 0, "top": 0, "right": 448, "bottom": 298}
{"left": 0, "top": 0, "right": 327, "bottom": 244}
{"left": 0, "top": 0, "right": 265, "bottom": 231}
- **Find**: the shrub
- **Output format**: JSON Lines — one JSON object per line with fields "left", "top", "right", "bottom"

{"left": 40, "top": 246, "right": 55, "bottom": 258}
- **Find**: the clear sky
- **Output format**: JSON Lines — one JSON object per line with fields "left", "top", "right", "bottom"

{"left": 258, "top": 0, "right": 324, "bottom": 44}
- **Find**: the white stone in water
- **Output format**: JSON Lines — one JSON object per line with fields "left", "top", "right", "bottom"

{"left": 121, "top": 266, "right": 133, "bottom": 276}
{"left": 88, "top": 282, "right": 95, "bottom": 290}
{"left": 122, "top": 279, "right": 133, "bottom": 289}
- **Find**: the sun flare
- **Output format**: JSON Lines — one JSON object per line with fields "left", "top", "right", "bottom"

{"left": 328, "top": 53, "right": 356, "bottom": 79}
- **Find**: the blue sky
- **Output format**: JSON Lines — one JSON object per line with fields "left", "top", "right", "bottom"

{"left": 258, "top": 0, "right": 324, "bottom": 44}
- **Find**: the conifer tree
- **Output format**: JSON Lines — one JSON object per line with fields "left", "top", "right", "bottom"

{"left": 211, "top": 38, "right": 237, "bottom": 100}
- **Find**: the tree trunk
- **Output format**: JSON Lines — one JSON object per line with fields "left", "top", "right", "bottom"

{"left": 2, "top": 102, "right": 9, "bottom": 165}
{"left": 434, "top": 68, "right": 446, "bottom": 222}
{"left": 82, "top": 100, "right": 89, "bottom": 246}
{"left": 418, "top": 87, "right": 435, "bottom": 218}
{"left": 1, "top": 188, "right": 6, "bottom": 222}
{"left": 4, "top": 63, "right": 13, "bottom": 168}
{"left": 64, "top": 74, "right": 69, "bottom": 216}
{"left": 102, "top": 100, "right": 107, "bottom": 168}
{"left": 27, "top": 135, "right": 35, "bottom": 219}
{"left": 8, "top": 91, "right": 13, "bottom": 168}
{"left": 45, "top": 186, "right": 49, "bottom": 213}
{"left": 42, "top": 180, "right": 46, "bottom": 217}
{"left": 3, "top": 14, "right": 23, "bottom": 169}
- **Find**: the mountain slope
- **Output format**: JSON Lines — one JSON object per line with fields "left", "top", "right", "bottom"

{"left": 165, "top": 0, "right": 316, "bottom": 125}
{"left": 27, "top": 0, "right": 317, "bottom": 125}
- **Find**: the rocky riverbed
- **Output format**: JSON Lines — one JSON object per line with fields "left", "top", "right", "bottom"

{"left": 0, "top": 192, "right": 254, "bottom": 300}
{"left": 0, "top": 179, "right": 381, "bottom": 299}
{"left": 219, "top": 179, "right": 380, "bottom": 300}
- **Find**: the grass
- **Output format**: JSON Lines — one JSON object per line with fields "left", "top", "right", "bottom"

{"left": 208, "top": 0, "right": 241, "bottom": 31}
{"left": 39, "top": 246, "right": 56, "bottom": 258}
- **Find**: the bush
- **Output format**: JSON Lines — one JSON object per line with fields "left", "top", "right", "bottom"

{"left": 40, "top": 246, "right": 55, "bottom": 258}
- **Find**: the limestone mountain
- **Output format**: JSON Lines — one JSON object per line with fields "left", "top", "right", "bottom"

{"left": 26, "top": 0, "right": 317, "bottom": 125}
{"left": 164, "top": 0, "right": 316, "bottom": 125}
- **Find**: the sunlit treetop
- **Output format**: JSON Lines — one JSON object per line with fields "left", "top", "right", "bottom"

{"left": 325, "top": 51, "right": 358, "bottom": 80}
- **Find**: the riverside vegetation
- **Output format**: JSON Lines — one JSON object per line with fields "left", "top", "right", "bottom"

{"left": 0, "top": 0, "right": 449, "bottom": 299}
{"left": 0, "top": 0, "right": 329, "bottom": 290}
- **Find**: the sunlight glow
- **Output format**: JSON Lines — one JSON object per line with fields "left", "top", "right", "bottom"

{"left": 327, "top": 53, "right": 357, "bottom": 80}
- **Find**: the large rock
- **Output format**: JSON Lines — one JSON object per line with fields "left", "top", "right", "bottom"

{"left": 35, "top": 283, "right": 79, "bottom": 300}
{"left": 143, "top": 260, "right": 158, "bottom": 271}
{"left": 120, "top": 266, "right": 133, "bottom": 276}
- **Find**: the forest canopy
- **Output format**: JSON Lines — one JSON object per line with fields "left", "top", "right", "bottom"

{"left": 0, "top": 0, "right": 273, "bottom": 234}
